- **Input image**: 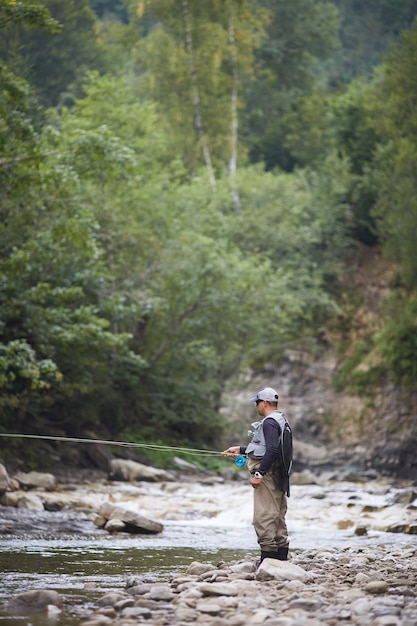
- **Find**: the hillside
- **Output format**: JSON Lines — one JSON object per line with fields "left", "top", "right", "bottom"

{"left": 222, "top": 245, "right": 417, "bottom": 480}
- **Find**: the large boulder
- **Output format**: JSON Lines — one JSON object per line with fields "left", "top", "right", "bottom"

{"left": 109, "top": 459, "right": 171, "bottom": 482}
{"left": 14, "top": 471, "right": 56, "bottom": 491}
{"left": 98, "top": 502, "right": 163, "bottom": 534}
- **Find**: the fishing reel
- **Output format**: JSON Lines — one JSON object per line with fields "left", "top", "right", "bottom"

{"left": 234, "top": 454, "right": 246, "bottom": 467}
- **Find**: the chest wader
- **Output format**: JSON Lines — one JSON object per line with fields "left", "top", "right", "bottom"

{"left": 246, "top": 413, "right": 289, "bottom": 563}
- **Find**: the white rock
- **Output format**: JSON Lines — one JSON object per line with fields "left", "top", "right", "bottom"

{"left": 99, "top": 502, "right": 163, "bottom": 534}
{"left": 351, "top": 598, "right": 373, "bottom": 615}
{"left": 196, "top": 599, "right": 223, "bottom": 615}
{"left": 109, "top": 459, "right": 171, "bottom": 482}
{"left": 255, "top": 559, "right": 309, "bottom": 583}
{"left": 17, "top": 493, "right": 44, "bottom": 510}
{"left": 199, "top": 582, "right": 241, "bottom": 596}
{"left": 355, "top": 572, "right": 370, "bottom": 583}
{"left": 186, "top": 562, "right": 216, "bottom": 576}
{"left": 104, "top": 518, "right": 126, "bottom": 533}
{"left": 15, "top": 471, "right": 56, "bottom": 491}
{"left": 229, "top": 561, "right": 256, "bottom": 574}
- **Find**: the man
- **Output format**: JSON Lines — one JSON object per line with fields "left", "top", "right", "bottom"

{"left": 223, "top": 387, "right": 292, "bottom": 563}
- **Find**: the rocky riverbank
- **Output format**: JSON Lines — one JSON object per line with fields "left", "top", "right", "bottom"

{"left": 4, "top": 543, "right": 417, "bottom": 626}
{"left": 1, "top": 460, "right": 417, "bottom": 625}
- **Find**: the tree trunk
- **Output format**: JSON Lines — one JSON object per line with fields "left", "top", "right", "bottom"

{"left": 228, "top": 0, "right": 241, "bottom": 212}
{"left": 181, "top": 0, "right": 217, "bottom": 192}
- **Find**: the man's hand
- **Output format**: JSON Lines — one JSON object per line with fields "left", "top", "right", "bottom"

{"left": 222, "top": 446, "right": 240, "bottom": 458}
{"left": 251, "top": 476, "right": 262, "bottom": 489}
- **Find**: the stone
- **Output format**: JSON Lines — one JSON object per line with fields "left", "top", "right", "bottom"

{"left": 0, "top": 463, "right": 10, "bottom": 494}
{"left": 355, "top": 572, "right": 371, "bottom": 584}
{"left": 109, "top": 459, "right": 171, "bottom": 482}
{"left": 0, "top": 491, "right": 18, "bottom": 506}
{"left": 86, "top": 443, "right": 114, "bottom": 472}
{"left": 148, "top": 584, "right": 174, "bottom": 601}
{"left": 366, "top": 580, "right": 389, "bottom": 594}
{"left": 15, "top": 471, "right": 56, "bottom": 491}
{"left": 290, "top": 469, "right": 319, "bottom": 485}
{"left": 186, "top": 561, "right": 216, "bottom": 576}
{"left": 288, "top": 598, "right": 325, "bottom": 611}
{"left": 199, "top": 582, "right": 241, "bottom": 597}
{"left": 120, "top": 606, "right": 153, "bottom": 619}
{"left": 16, "top": 493, "right": 44, "bottom": 510}
{"left": 229, "top": 561, "right": 256, "bottom": 574}
{"left": 113, "top": 598, "right": 134, "bottom": 610}
{"left": 104, "top": 518, "right": 126, "bottom": 533}
{"left": 175, "top": 607, "right": 199, "bottom": 622}
{"left": 98, "top": 502, "right": 163, "bottom": 534}
{"left": 96, "top": 592, "right": 128, "bottom": 607}
{"left": 196, "top": 599, "right": 222, "bottom": 615}
{"left": 255, "top": 559, "right": 309, "bottom": 583}
{"left": 6, "top": 589, "right": 62, "bottom": 613}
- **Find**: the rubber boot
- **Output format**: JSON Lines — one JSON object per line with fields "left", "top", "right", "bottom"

{"left": 256, "top": 550, "right": 275, "bottom": 568}
{"left": 276, "top": 547, "right": 289, "bottom": 561}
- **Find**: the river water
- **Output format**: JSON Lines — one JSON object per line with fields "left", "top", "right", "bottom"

{"left": 0, "top": 473, "right": 416, "bottom": 624}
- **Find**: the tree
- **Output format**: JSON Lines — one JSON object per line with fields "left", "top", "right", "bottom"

{"left": 129, "top": 0, "right": 266, "bottom": 178}
{"left": 0, "top": 63, "right": 146, "bottom": 436}
{"left": 0, "top": 0, "right": 105, "bottom": 107}
{"left": 242, "top": 0, "right": 340, "bottom": 170}
{"left": 369, "top": 20, "right": 417, "bottom": 287}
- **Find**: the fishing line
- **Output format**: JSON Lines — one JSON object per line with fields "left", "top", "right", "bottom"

{"left": 0, "top": 433, "right": 221, "bottom": 456}
{"left": 0, "top": 432, "right": 246, "bottom": 465}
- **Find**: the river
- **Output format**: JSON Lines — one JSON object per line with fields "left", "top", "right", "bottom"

{"left": 0, "top": 472, "right": 416, "bottom": 624}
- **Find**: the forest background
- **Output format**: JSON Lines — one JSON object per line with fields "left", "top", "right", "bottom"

{"left": 1, "top": 0, "right": 417, "bottom": 475}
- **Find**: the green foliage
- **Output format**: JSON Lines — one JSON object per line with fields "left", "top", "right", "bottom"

{"left": 128, "top": 0, "right": 267, "bottom": 172}
{"left": 367, "top": 22, "right": 417, "bottom": 288}
{"left": 243, "top": 0, "right": 341, "bottom": 170}
{"left": 0, "top": 0, "right": 60, "bottom": 32}
{"left": 377, "top": 295, "right": 417, "bottom": 386}
{"left": 0, "top": 69, "right": 147, "bottom": 435}
{"left": 332, "top": 341, "right": 381, "bottom": 393}
{"left": 0, "top": 0, "right": 105, "bottom": 107}
{"left": 331, "top": 0, "right": 417, "bottom": 81}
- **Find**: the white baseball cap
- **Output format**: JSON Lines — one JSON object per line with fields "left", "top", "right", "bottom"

{"left": 249, "top": 387, "right": 279, "bottom": 403}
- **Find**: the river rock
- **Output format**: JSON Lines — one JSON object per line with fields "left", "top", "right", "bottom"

{"left": 255, "top": 559, "right": 309, "bottom": 582}
{"left": 0, "top": 463, "right": 10, "bottom": 494}
{"left": 96, "top": 592, "right": 128, "bottom": 607}
{"left": 104, "top": 518, "right": 126, "bottom": 533}
{"left": 186, "top": 561, "right": 217, "bottom": 575}
{"left": 109, "top": 458, "right": 171, "bottom": 482}
{"left": 365, "top": 580, "right": 390, "bottom": 594}
{"left": 5, "top": 542, "right": 417, "bottom": 626}
{"left": 291, "top": 469, "right": 319, "bottom": 485}
{"left": 14, "top": 470, "right": 56, "bottom": 490}
{"left": 98, "top": 502, "right": 163, "bottom": 533}
{"left": 6, "top": 589, "right": 62, "bottom": 613}
{"left": 86, "top": 443, "right": 114, "bottom": 472}
{"left": 16, "top": 493, "right": 44, "bottom": 510}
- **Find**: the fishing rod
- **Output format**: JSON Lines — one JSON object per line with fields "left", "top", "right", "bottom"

{"left": 0, "top": 433, "right": 247, "bottom": 465}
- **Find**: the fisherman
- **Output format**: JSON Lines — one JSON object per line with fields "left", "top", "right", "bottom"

{"left": 223, "top": 387, "right": 292, "bottom": 563}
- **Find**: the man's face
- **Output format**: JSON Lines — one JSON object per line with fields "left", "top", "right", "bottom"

{"left": 256, "top": 399, "right": 266, "bottom": 416}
